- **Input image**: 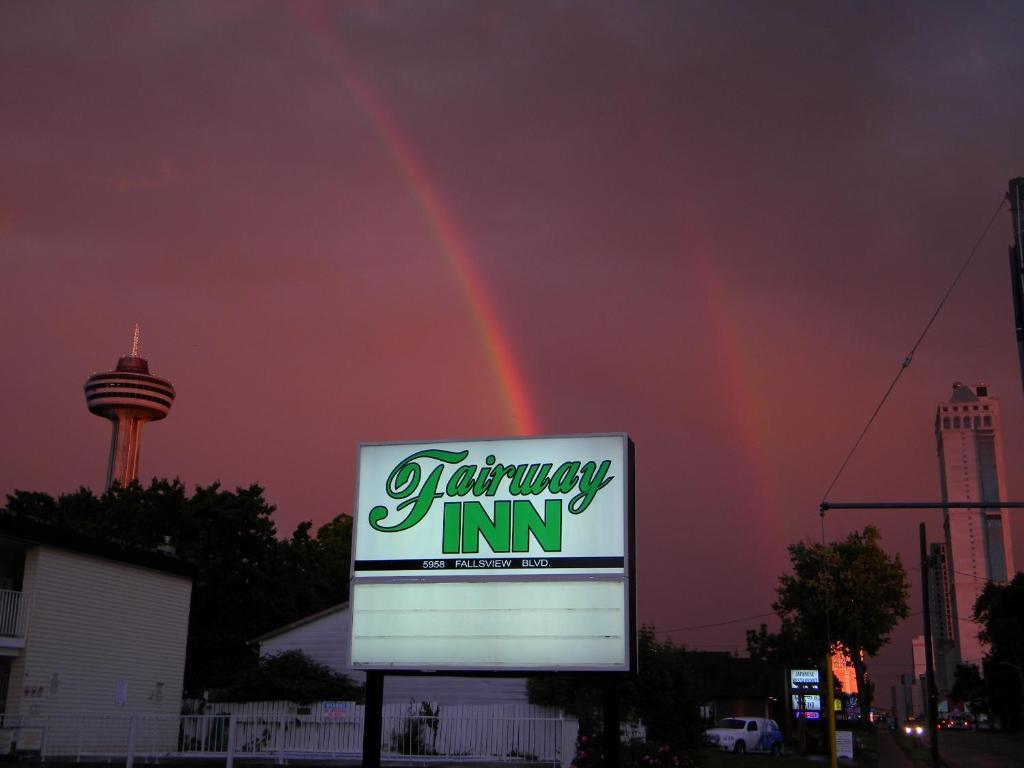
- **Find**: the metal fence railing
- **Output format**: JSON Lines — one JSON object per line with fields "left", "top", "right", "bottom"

{"left": 0, "top": 712, "right": 574, "bottom": 766}
{"left": 0, "top": 589, "right": 29, "bottom": 638}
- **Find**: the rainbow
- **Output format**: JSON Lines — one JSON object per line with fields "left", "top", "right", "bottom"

{"left": 291, "top": 6, "right": 539, "bottom": 436}
{"left": 699, "top": 255, "right": 778, "bottom": 522}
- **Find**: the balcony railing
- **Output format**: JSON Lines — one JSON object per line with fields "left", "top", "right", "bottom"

{"left": 0, "top": 588, "right": 29, "bottom": 639}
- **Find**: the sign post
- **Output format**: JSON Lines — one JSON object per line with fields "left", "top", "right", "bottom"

{"left": 361, "top": 671, "right": 383, "bottom": 768}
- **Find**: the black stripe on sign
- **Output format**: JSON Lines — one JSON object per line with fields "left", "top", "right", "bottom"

{"left": 354, "top": 556, "right": 624, "bottom": 572}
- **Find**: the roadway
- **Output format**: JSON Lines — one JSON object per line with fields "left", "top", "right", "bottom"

{"left": 938, "top": 729, "right": 1024, "bottom": 768}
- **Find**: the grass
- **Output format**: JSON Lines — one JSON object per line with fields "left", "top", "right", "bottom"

{"left": 696, "top": 728, "right": 880, "bottom": 768}
{"left": 696, "top": 748, "right": 825, "bottom": 767}
{"left": 891, "top": 729, "right": 931, "bottom": 765}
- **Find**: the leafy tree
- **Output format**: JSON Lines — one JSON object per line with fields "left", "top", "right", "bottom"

{"left": 974, "top": 573, "right": 1024, "bottom": 728}
{"left": 754, "top": 526, "right": 909, "bottom": 723}
{"left": 746, "top": 619, "right": 819, "bottom": 669}
{"left": 528, "top": 626, "right": 704, "bottom": 748}
{"left": 622, "top": 627, "right": 704, "bottom": 745}
{"left": 215, "top": 650, "right": 362, "bottom": 704}
{"left": 950, "top": 663, "right": 988, "bottom": 718}
{"left": 3, "top": 480, "right": 353, "bottom": 696}
{"left": 277, "top": 514, "right": 351, "bottom": 624}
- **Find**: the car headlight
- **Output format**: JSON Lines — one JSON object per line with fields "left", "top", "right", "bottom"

{"left": 914, "top": 726, "right": 924, "bottom": 735}
{"left": 904, "top": 726, "right": 912, "bottom": 734}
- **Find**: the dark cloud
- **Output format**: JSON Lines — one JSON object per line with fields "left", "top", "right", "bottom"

{"left": 2, "top": 0, "right": 1023, "bottom": 694}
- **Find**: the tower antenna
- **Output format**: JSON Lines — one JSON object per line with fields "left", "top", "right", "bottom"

{"left": 130, "top": 323, "right": 141, "bottom": 358}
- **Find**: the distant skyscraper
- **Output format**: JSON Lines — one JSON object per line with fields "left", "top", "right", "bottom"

{"left": 911, "top": 635, "right": 927, "bottom": 716}
{"left": 934, "top": 382, "right": 1015, "bottom": 670}
{"left": 84, "top": 326, "right": 175, "bottom": 489}
{"left": 927, "top": 542, "right": 956, "bottom": 696}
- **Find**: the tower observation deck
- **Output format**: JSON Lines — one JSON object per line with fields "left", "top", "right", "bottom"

{"left": 84, "top": 326, "right": 175, "bottom": 488}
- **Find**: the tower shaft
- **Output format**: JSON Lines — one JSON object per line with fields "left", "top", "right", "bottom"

{"left": 106, "top": 412, "right": 147, "bottom": 489}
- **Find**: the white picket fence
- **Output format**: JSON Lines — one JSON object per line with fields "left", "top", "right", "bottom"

{"left": 201, "top": 701, "right": 573, "bottom": 762}
{"left": 0, "top": 704, "right": 577, "bottom": 766}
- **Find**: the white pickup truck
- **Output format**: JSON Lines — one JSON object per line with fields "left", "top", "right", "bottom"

{"left": 704, "top": 717, "right": 784, "bottom": 755}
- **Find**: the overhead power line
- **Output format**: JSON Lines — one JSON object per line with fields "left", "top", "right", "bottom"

{"left": 821, "top": 196, "right": 1009, "bottom": 502}
{"left": 655, "top": 612, "right": 777, "bottom": 634}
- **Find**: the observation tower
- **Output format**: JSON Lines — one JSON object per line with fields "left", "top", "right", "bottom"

{"left": 84, "top": 325, "right": 175, "bottom": 488}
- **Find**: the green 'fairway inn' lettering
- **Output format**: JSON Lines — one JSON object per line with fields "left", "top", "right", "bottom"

{"left": 368, "top": 447, "right": 614, "bottom": 555}
{"left": 442, "top": 499, "right": 563, "bottom": 554}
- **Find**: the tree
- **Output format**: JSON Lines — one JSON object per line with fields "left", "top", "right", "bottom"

{"left": 950, "top": 663, "right": 988, "bottom": 718}
{"left": 3, "top": 480, "right": 354, "bottom": 696}
{"left": 755, "top": 526, "right": 909, "bottom": 723}
{"left": 974, "top": 573, "right": 1024, "bottom": 728}
{"left": 216, "top": 650, "right": 362, "bottom": 704}
{"left": 528, "top": 627, "right": 704, "bottom": 748}
{"left": 746, "top": 618, "right": 819, "bottom": 669}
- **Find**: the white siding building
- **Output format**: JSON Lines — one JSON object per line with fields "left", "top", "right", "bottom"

{"left": 0, "top": 514, "right": 191, "bottom": 753}
{"left": 256, "top": 603, "right": 530, "bottom": 705}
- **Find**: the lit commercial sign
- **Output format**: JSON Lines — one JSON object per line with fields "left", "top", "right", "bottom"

{"left": 791, "top": 694, "right": 822, "bottom": 711}
{"left": 350, "top": 434, "right": 635, "bottom": 672}
{"left": 790, "top": 669, "right": 820, "bottom": 686}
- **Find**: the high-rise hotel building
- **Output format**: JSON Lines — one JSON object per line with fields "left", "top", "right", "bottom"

{"left": 934, "top": 383, "right": 1015, "bottom": 671}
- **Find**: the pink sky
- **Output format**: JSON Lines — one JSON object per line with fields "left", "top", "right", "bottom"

{"left": 3, "top": 1, "right": 1024, "bottom": 695}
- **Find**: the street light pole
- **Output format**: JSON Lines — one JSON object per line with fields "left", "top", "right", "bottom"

{"left": 919, "top": 523, "right": 940, "bottom": 767}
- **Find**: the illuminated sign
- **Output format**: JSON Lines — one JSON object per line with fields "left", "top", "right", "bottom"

{"left": 791, "top": 694, "right": 821, "bottom": 711}
{"left": 350, "top": 434, "right": 635, "bottom": 672}
{"left": 790, "top": 669, "right": 820, "bottom": 686}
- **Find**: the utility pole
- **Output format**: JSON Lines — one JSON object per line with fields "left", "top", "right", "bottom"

{"left": 1006, "top": 177, "right": 1024, "bottom": 396}
{"left": 824, "top": 653, "right": 838, "bottom": 768}
{"left": 919, "top": 524, "right": 940, "bottom": 767}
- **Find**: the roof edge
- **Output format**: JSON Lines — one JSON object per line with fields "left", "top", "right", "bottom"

{"left": 254, "top": 601, "right": 351, "bottom": 644}
{"left": 0, "top": 512, "right": 192, "bottom": 579}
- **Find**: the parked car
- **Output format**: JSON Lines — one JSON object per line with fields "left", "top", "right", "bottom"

{"left": 975, "top": 715, "right": 1000, "bottom": 731}
{"left": 704, "top": 717, "right": 783, "bottom": 755}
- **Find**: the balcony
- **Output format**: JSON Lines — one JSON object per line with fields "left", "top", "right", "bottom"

{"left": 0, "top": 589, "right": 29, "bottom": 653}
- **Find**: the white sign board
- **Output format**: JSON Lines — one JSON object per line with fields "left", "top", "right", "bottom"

{"left": 321, "top": 701, "right": 354, "bottom": 720}
{"left": 350, "top": 434, "right": 635, "bottom": 672}
{"left": 14, "top": 728, "right": 43, "bottom": 752}
{"left": 791, "top": 669, "right": 820, "bottom": 686}
{"left": 835, "top": 731, "right": 854, "bottom": 759}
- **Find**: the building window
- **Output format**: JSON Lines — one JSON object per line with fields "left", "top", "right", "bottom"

{"left": 943, "top": 417, "right": 951, "bottom": 429}
{"left": 953, "top": 417, "right": 961, "bottom": 428}
{"left": 984, "top": 415, "right": 992, "bottom": 426}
